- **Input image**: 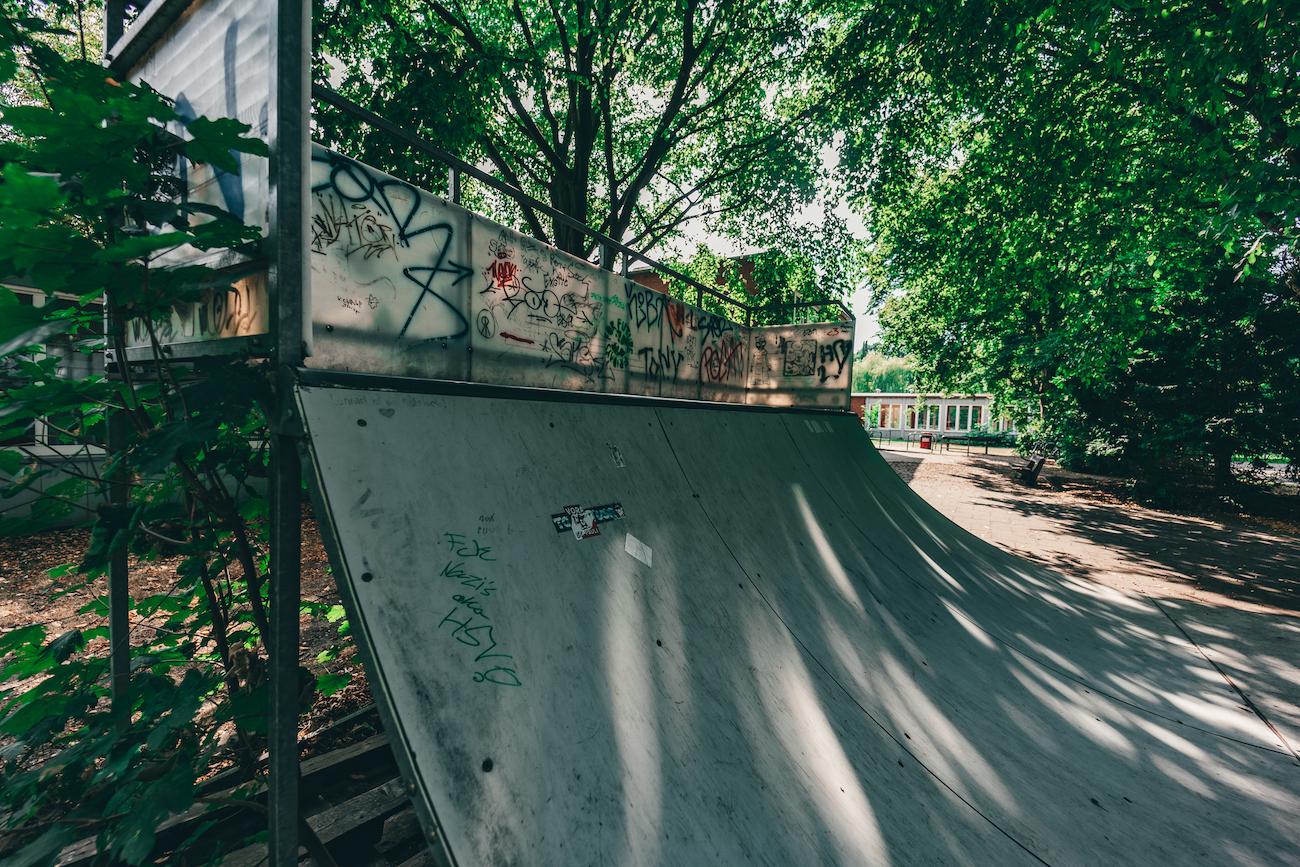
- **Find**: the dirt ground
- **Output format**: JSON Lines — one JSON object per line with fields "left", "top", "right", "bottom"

{"left": 879, "top": 448, "right": 1300, "bottom": 616}
{"left": 0, "top": 503, "right": 361, "bottom": 756}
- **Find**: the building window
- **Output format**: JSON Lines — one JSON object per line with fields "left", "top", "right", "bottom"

{"left": 945, "top": 405, "right": 957, "bottom": 430}
{"left": 971, "top": 406, "right": 983, "bottom": 428}
{"left": 959, "top": 406, "right": 970, "bottom": 430}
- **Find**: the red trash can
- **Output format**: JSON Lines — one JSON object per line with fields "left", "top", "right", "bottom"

{"left": 920, "top": 433, "right": 933, "bottom": 449}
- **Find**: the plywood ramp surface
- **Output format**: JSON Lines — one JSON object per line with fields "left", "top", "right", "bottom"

{"left": 298, "top": 381, "right": 1300, "bottom": 867}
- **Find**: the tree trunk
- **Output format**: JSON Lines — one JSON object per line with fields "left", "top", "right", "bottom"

{"left": 1212, "top": 444, "right": 1234, "bottom": 492}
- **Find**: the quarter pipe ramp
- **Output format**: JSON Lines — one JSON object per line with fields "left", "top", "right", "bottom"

{"left": 298, "top": 373, "right": 1299, "bottom": 866}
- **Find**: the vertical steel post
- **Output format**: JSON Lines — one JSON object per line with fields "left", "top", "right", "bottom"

{"left": 267, "top": 0, "right": 310, "bottom": 864}
{"left": 102, "top": 0, "right": 126, "bottom": 56}
{"left": 448, "top": 166, "right": 461, "bottom": 204}
{"left": 107, "top": 396, "right": 130, "bottom": 730}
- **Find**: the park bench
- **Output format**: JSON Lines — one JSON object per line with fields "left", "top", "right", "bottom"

{"left": 1015, "top": 456, "right": 1047, "bottom": 484}
{"left": 962, "top": 431, "right": 1017, "bottom": 454}
{"left": 1013, "top": 437, "right": 1059, "bottom": 484}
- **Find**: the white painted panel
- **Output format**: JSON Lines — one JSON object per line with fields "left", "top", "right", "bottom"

{"left": 307, "top": 146, "right": 471, "bottom": 381}
{"left": 305, "top": 146, "right": 849, "bottom": 408}
{"left": 128, "top": 0, "right": 270, "bottom": 250}
{"left": 747, "top": 323, "right": 854, "bottom": 408}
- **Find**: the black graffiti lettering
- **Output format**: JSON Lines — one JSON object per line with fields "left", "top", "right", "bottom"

{"left": 638, "top": 346, "right": 685, "bottom": 383}
{"left": 816, "top": 339, "right": 853, "bottom": 382}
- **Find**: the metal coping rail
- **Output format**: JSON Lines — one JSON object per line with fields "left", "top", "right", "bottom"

{"left": 312, "top": 84, "right": 852, "bottom": 327}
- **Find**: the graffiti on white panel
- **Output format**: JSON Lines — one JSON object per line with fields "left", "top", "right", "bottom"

{"left": 624, "top": 283, "right": 747, "bottom": 392}
{"left": 783, "top": 338, "right": 817, "bottom": 377}
{"left": 305, "top": 145, "right": 849, "bottom": 407}
{"left": 133, "top": 0, "right": 272, "bottom": 266}
{"left": 128, "top": 273, "right": 268, "bottom": 347}
{"left": 816, "top": 330, "right": 853, "bottom": 384}
{"left": 311, "top": 150, "right": 473, "bottom": 345}
{"left": 475, "top": 228, "right": 615, "bottom": 386}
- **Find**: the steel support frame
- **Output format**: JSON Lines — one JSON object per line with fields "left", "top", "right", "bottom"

{"left": 107, "top": 401, "right": 130, "bottom": 729}
{"left": 267, "top": 0, "right": 311, "bottom": 864}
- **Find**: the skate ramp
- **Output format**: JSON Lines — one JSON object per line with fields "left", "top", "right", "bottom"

{"left": 298, "top": 374, "right": 1300, "bottom": 867}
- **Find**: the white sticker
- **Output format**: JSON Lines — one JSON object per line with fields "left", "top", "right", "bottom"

{"left": 564, "top": 505, "right": 601, "bottom": 540}
{"left": 625, "top": 533, "right": 652, "bottom": 567}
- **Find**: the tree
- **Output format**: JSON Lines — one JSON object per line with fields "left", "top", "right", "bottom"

{"left": 656, "top": 207, "right": 865, "bottom": 323}
{"left": 313, "top": 0, "right": 826, "bottom": 259}
{"left": 1, "top": 8, "right": 347, "bottom": 863}
{"left": 823, "top": 0, "right": 1300, "bottom": 487}
{"left": 851, "top": 350, "right": 912, "bottom": 392}
{"left": 828, "top": 0, "right": 1300, "bottom": 292}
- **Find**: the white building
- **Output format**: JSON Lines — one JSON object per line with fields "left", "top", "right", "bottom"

{"left": 850, "top": 392, "right": 1016, "bottom": 434}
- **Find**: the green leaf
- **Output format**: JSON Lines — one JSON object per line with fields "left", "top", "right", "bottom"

{"left": 45, "top": 629, "right": 85, "bottom": 664}
{"left": 0, "top": 826, "right": 76, "bottom": 867}
{"left": 316, "top": 672, "right": 352, "bottom": 697}
{"left": 0, "top": 307, "right": 73, "bottom": 357}
{"left": 226, "top": 683, "right": 268, "bottom": 733}
{"left": 111, "top": 766, "right": 196, "bottom": 865}
{"left": 0, "top": 449, "right": 24, "bottom": 475}
{"left": 0, "top": 164, "right": 67, "bottom": 213}
{"left": 184, "top": 116, "right": 268, "bottom": 175}
{"left": 0, "top": 624, "right": 46, "bottom": 656}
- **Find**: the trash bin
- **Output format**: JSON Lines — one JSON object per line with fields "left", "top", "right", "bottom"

{"left": 920, "top": 433, "right": 933, "bottom": 450}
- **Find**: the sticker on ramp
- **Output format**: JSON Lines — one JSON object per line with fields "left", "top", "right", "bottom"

{"left": 551, "top": 502, "right": 626, "bottom": 534}
{"left": 625, "top": 533, "right": 652, "bottom": 567}
{"left": 562, "top": 505, "right": 601, "bottom": 540}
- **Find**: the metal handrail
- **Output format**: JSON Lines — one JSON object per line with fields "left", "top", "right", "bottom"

{"left": 312, "top": 85, "right": 852, "bottom": 326}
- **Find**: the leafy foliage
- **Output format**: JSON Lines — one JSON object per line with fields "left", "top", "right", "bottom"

{"left": 851, "top": 348, "right": 913, "bottom": 393}
{"left": 825, "top": 0, "right": 1300, "bottom": 487}
{"left": 0, "top": 7, "right": 346, "bottom": 864}
{"left": 313, "top": 0, "right": 829, "bottom": 258}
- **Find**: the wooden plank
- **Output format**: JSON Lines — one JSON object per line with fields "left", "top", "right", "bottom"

{"left": 56, "top": 734, "right": 395, "bottom": 867}
{"left": 311, "top": 777, "right": 409, "bottom": 845}
{"left": 396, "top": 850, "right": 435, "bottom": 867}
{"left": 374, "top": 808, "right": 422, "bottom": 856}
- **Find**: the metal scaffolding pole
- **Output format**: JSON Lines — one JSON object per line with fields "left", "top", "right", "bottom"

{"left": 267, "top": 0, "right": 310, "bottom": 863}
{"left": 107, "top": 400, "right": 130, "bottom": 730}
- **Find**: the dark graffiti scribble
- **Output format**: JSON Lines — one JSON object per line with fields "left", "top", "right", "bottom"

{"left": 702, "top": 336, "right": 746, "bottom": 383}
{"left": 311, "top": 195, "right": 398, "bottom": 260}
{"left": 312, "top": 150, "right": 447, "bottom": 247}
{"left": 817, "top": 339, "right": 853, "bottom": 383}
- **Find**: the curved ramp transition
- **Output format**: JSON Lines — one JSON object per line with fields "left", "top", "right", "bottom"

{"left": 298, "top": 377, "right": 1300, "bottom": 867}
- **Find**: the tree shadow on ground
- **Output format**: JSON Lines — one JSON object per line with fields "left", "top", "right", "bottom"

{"left": 954, "top": 458, "right": 1300, "bottom": 615}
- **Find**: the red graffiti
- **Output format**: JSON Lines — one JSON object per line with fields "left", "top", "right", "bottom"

{"left": 500, "top": 332, "right": 535, "bottom": 344}
{"left": 485, "top": 259, "right": 521, "bottom": 291}
{"left": 702, "top": 337, "right": 745, "bottom": 382}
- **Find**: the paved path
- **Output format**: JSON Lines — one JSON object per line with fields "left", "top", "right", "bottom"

{"left": 879, "top": 446, "right": 1300, "bottom": 752}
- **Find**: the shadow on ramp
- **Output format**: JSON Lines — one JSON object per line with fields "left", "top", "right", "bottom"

{"left": 298, "top": 378, "right": 1300, "bottom": 867}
